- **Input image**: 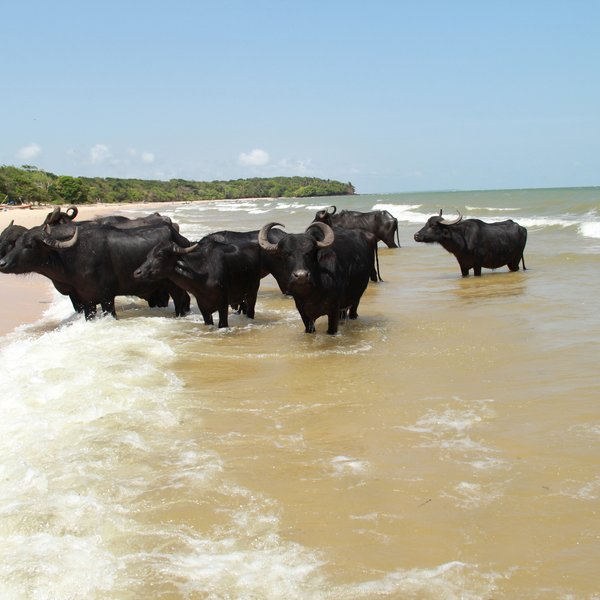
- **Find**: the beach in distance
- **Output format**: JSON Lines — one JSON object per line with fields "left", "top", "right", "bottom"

{"left": 1, "top": 187, "right": 599, "bottom": 598}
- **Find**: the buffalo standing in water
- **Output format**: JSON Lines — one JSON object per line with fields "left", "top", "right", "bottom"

{"left": 258, "top": 221, "right": 375, "bottom": 334}
{"left": 414, "top": 210, "right": 527, "bottom": 277}
{"left": 0, "top": 221, "right": 191, "bottom": 319}
{"left": 313, "top": 205, "right": 400, "bottom": 248}
{"left": 134, "top": 236, "right": 264, "bottom": 328}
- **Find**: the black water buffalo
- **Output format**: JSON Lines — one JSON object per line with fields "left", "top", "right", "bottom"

{"left": 0, "top": 221, "right": 191, "bottom": 319}
{"left": 257, "top": 221, "right": 374, "bottom": 334}
{"left": 313, "top": 205, "right": 400, "bottom": 248}
{"left": 1, "top": 212, "right": 182, "bottom": 313}
{"left": 44, "top": 205, "right": 178, "bottom": 230}
{"left": 133, "top": 236, "right": 263, "bottom": 328}
{"left": 414, "top": 211, "right": 527, "bottom": 277}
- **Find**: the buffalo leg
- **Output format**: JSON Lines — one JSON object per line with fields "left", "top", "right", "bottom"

{"left": 197, "top": 302, "right": 214, "bottom": 325}
{"left": 83, "top": 303, "right": 97, "bottom": 320}
{"left": 293, "top": 298, "right": 315, "bottom": 333}
{"left": 69, "top": 295, "right": 84, "bottom": 313}
{"left": 244, "top": 282, "right": 260, "bottom": 319}
{"left": 473, "top": 264, "right": 482, "bottom": 276}
{"left": 217, "top": 304, "right": 229, "bottom": 328}
{"left": 100, "top": 298, "right": 116, "bottom": 317}
{"left": 326, "top": 308, "right": 340, "bottom": 335}
{"left": 170, "top": 285, "right": 190, "bottom": 317}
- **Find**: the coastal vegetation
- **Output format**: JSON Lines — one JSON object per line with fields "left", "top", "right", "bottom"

{"left": 0, "top": 165, "right": 355, "bottom": 205}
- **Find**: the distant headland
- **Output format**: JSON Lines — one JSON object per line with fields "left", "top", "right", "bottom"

{"left": 0, "top": 165, "right": 355, "bottom": 206}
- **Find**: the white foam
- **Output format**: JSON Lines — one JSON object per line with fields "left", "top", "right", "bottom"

{"left": 465, "top": 205, "right": 520, "bottom": 212}
{"left": 371, "top": 202, "right": 429, "bottom": 224}
{"left": 442, "top": 481, "right": 504, "bottom": 509}
{"left": 580, "top": 221, "right": 600, "bottom": 239}
{"left": 559, "top": 476, "right": 600, "bottom": 501}
{"left": 330, "top": 455, "right": 370, "bottom": 476}
{"left": 338, "top": 560, "right": 503, "bottom": 598}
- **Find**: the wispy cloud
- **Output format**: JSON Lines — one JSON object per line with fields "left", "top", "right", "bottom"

{"left": 239, "top": 148, "right": 270, "bottom": 167}
{"left": 276, "top": 157, "right": 313, "bottom": 175}
{"left": 141, "top": 151, "right": 155, "bottom": 164}
{"left": 90, "top": 144, "right": 112, "bottom": 164}
{"left": 16, "top": 143, "right": 41, "bottom": 161}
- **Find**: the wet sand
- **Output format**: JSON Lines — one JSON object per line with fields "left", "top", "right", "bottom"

{"left": 0, "top": 202, "right": 182, "bottom": 336}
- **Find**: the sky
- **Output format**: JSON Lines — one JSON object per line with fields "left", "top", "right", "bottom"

{"left": 2, "top": 0, "right": 599, "bottom": 194}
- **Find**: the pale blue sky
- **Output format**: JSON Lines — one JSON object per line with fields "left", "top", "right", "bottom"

{"left": 2, "top": 1, "right": 599, "bottom": 193}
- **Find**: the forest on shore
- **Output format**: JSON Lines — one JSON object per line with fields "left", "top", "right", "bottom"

{"left": 0, "top": 165, "right": 355, "bottom": 205}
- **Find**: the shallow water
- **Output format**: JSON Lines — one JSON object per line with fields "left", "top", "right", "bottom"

{"left": 1, "top": 188, "right": 599, "bottom": 598}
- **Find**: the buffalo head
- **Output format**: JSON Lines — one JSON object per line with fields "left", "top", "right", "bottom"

{"left": 134, "top": 240, "right": 198, "bottom": 281}
{"left": 414, "top": 210, "right": 463, "bottom": 244}
{"left": 258, "top": 221, "right": 334, "bottom": 292}
{"left": 313, "top": 205, "right": 337, "bottom": 226}
{"left": 0, "top": 224, "right": 79, "bottom": 274}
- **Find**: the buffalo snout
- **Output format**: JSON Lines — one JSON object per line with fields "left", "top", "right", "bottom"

{"left": 133, "top": 266, "right": 147, "bottom": 279}
{"left": 290, "top": 269, "right": 311, "bottom": 284}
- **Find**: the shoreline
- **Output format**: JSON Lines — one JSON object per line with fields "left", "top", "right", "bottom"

{"left": 0, "top": 202, "right": 185, "bottom": 337}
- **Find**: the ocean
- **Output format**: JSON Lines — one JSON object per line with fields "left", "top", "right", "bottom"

{"left": 1, "top": 187, "right": 599, "bottom": 598}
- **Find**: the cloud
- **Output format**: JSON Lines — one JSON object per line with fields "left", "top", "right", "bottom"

{"left": 16, "top": 143, "right": 41, "bottom": 161}
{"left": 141, "top": 151, "right": 155, "bottom": 164}
{"left": 239, "top": 148, "right": 270, "bottom": 167}
{"left": 277, "top": 157, "right": 313, "bottom": 175}
{"left": 90, "top": 144, "right": 112, "bottom": 164}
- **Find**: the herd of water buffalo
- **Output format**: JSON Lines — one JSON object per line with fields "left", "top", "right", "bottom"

{"left": 0, "top": 204, "right": 527, "bottom": 334}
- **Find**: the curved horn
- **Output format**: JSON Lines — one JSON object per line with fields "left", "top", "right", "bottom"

{"left": 8, "top": 219, "right": 14, "bottom": 228}
{"left": 173, "top": 242, "right": 198, "bottom": 255}
{"left": 41, "top": 224, "right": 79, "bottom": 249}
{"left": 440, "top": 211, "right": 463, "bottom": 226}
{"left": 327, "top": 205, "right": 337, "bottom": 215}
{"left": 66, "top": 206, "right": 78, "bottom": 220}
{"left": 44, "top": 206, "right": 61, "bottom": 224}
{"left": 258, "top": 222, "right": 285, "bottom": 252}
{"left": 307, "top": 221, "right": 335, "bottom": 248}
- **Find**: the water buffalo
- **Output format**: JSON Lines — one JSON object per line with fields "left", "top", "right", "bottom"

{"left": 414, "top": 210, "right": 527, "bottom": 277}
{"left": 44, "top": 205, "right": 178, "bottom": 230}
{"left": 133, "top": 236, "right": 263, "bottom": 328}
{"left": 313, "top": 205, "right": 400, "bottom": 248}
{"left": 257, "top": 221, "right": 374, "bottom": 334}
{"left": 0, "top": 221, "right": 191, "bottom": 319}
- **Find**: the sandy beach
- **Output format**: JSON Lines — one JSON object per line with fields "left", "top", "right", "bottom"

{"left": 0, "top": 202, "right": 178, "bottom": 336}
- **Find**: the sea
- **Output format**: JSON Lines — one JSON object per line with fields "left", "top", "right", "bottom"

{"left": 0, "top": 187, "right": 599, "bottom": 599}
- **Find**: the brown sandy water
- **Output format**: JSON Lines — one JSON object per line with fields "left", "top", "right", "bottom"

{"left": 0, "top": 191, "right": 598, "bottom": 598}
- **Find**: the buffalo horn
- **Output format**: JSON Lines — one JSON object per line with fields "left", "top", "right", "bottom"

{"left": 258, "top": 222, "right": 285, "bottom": 252}
{"left": 45, "top": 206, "right": 61, "bottom": 224}
{"left": 307, "top": 221, "right": 335, "bottom": 248}
{"left": 41, "top": 224, "right": 79, "bottom": 249}
{"left": 8, "top": 219, "right": 14, "bottom": 227}
{"left": 440, "top": 211, "right": 463, "bottom": 226}
{"left": 327, "top": 205, "right": 337, "bottom": 215}
{"left": 173, "top": 242, "right": 198, "bottom": 255}
{"left": 66, "top": 206, "right": 79, "bottom": 220}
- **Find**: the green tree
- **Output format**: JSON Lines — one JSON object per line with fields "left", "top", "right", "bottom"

{"left": 55, "top": 176, "right": 89, "bottom": 204}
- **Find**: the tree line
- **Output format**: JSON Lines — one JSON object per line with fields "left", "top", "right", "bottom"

{"left": 0, "top": 165, "right": 355, "bottom": 205}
